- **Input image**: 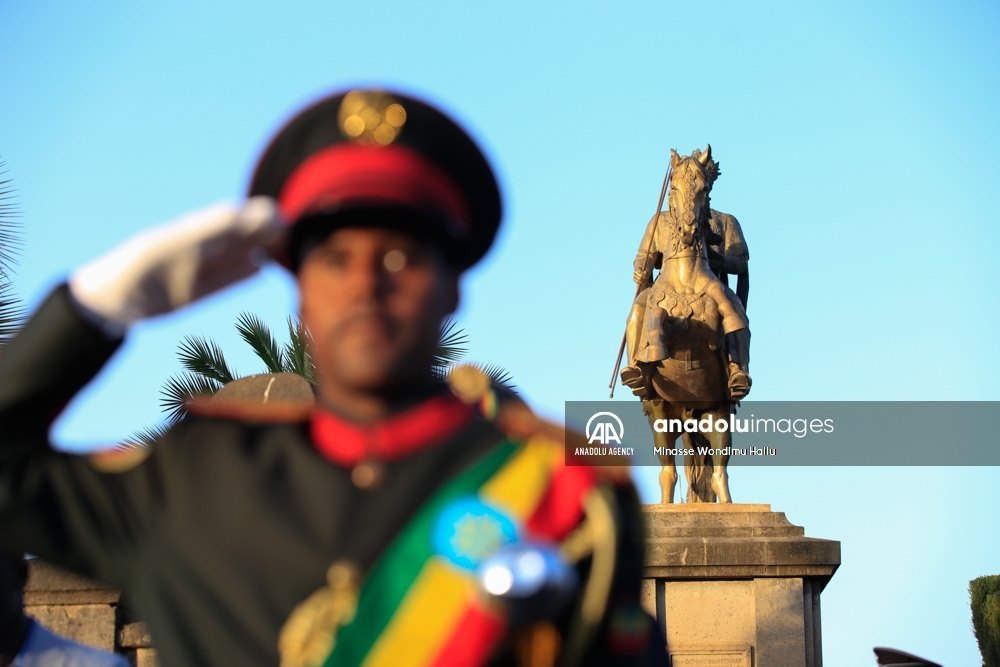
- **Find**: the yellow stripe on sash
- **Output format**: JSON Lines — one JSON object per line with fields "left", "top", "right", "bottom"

{"left": 479, "top": 435, "right": 561, "bottom": 522}
{"left": 361, "top": 557, "right": 469, "bottom": 667}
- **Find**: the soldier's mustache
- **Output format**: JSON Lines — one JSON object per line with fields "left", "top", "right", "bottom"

{"left": 336, "top": 305, "right": 397, "bottom": 335}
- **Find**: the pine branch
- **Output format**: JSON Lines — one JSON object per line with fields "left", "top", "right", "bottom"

{"left": 177, "top": 336, "right": 239, "bottom": 384}
{"left": 160, "top": 372, "right": 222, "bottom": 423}
{"left": 283, "top": 317, "right": 317, "bottom": 383}
{"left": 433, "top": 318, "right": 469, "bottom": 369}
{"left": 235, "top": 312, "right": 285, "bottom": 374}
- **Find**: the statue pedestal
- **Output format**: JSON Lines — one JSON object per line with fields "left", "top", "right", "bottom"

{"left": 641, "top": 504, "right": 840, "bottom": 667}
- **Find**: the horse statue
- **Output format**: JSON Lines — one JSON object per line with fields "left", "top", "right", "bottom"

{"left": 619, "top": 146, "right": 751, "bottom": 503}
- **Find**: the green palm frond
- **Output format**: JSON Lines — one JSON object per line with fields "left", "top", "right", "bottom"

{"left": 160, "top": 372, "right": 222, "bottom": 424}
{"left": 236, "top": 312, "right": 285, "bottom": 374}
{"left": 177, "top": 336, "right": 239, "bottom": 384}
{"left": 437, "top": 361, "right": 518, "bottom": 393}
{"left": 433, "top": 317, "right": 468, "bottom": 369}
{"left": 0, "top": 163, "right": 22, "bottom": 279}
{"left": 283, "top": 317, "right": 317, "bottom": 383}
{"left": 150, "top": 312, "right": 511, "bottom": 429}
{"left": 475, "top": 362, "right": 517, "bottom": 394}
{"left": 0, "top": 161, "right": 24, "bottom": 347}
{"left": 0, "top": 282, "right": 24, "bottom": 347}
{"left": 119, "top": 422, "right": 172, "bottom": 449}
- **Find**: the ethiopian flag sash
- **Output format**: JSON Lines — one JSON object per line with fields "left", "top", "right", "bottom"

{"left": 280, "top": 434, "right": 570, "bottom": 667}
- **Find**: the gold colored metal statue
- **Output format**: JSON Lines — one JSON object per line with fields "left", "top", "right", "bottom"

{"left": 618, "top": 146, "right": 751, "bottom": 503}
{"left": 705, "top": 209, "right": 749, "bottom": 309}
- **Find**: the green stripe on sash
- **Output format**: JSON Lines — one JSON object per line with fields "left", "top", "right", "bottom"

{"left": 325, "top": 441, "right": 518, "bottom": 667}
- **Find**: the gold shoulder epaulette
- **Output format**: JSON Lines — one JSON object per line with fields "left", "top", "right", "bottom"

{"left": 186, "top": 373, "right": 316, "bottom": 424}
{"left": 446, "top": 364, "right": 631, "bottom": 484}
{"left": 87, "top": 443, "right": 153, "bottom": 474}
{"left": 186, "top": 397, "right": 314, "bottom": 423}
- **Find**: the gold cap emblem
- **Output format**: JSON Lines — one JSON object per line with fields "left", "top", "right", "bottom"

{"left": 337, "top": 90, "right": 407, "bottom": 146}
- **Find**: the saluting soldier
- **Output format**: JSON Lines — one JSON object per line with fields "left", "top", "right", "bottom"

{"left": 0, "top": 90, "right": 666, "bottom": 667}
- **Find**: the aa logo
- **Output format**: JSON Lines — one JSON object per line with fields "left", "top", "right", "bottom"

{"left": 586, "top": 412, "right": 624, "bottom": 445}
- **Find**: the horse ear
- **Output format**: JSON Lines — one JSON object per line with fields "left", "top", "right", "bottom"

{"left": 697, "top": 144, "right": 712, "bottom": 166}
{"left": 670, "top": 149, "right": 680, "bottom": 168}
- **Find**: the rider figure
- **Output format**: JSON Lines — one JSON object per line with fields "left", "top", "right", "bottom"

{"left": 706, "top": 209, "right": 749, "bottom": 309}
{"left": 621, "top": 146, "right": 751, "bottom": 400}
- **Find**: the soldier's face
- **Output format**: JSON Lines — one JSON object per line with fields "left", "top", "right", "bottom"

{"left": 297, "top": 226, "right": 459, "bottom": 398}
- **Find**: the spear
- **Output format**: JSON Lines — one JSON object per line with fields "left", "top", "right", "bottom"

{"left": 607, "top": 167, "right": 672, "bottom": 398}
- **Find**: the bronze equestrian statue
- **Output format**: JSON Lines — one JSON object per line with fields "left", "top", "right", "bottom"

{"left": 619, "top": 146, "right": 751, "bottom": 503}
{"left": 706, "top": 208, "right": 749, "bottom": 309}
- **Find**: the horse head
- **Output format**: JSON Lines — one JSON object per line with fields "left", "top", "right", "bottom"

{"left": 666, "top": 145, "right": 719, "bottom": 258}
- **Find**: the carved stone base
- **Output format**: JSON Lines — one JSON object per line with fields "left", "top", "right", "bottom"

{"left": 641, "top": 504, "right": 840, "bottom": 667}
{"left": 24, "top": 559, "right": 159, "bottom": 666}
{"left": 24, "top": 560, "right": 121, "bottom": 653}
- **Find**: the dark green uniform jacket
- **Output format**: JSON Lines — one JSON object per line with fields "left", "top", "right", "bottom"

{"left": 0, "top": 287, "right": 664, "bottom": 667}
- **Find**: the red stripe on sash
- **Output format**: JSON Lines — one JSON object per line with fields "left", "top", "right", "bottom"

{"left": 526, "top": 465, "right": 597, "bottom": 541}
{"left": 427, "top": 605, "right": 507, "bottom": 667}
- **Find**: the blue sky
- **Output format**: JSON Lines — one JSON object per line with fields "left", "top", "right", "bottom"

{"left": 2, "top": 1, "right": 998, "bottom": 664}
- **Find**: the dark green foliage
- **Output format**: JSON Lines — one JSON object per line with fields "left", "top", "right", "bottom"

{"left": 0, "top": 162, "right": 24, "bottom": 348}
{"left": 0, "top": 164, "right": 21, "bottom": 275}
{"left": 972, "top": 575, "right": 1000, "bottom": 667}
{"left": 475, "top": 362, "right": 517, "bottom": 394}
{"left": 0, "top": 282, "right": 23, "bottom": 347}
{"left": 237, "top": 313, "right": 317, "bottom": 382}
{"left": 157, "top": 336, "right": 240, "bottom": 423}
{"left": 154, "top": 313, "right": 312, "bottom": 428}
{"left": 283, "top": 317, "right": 316, "bottom": 384}
{"left": 430, "top": 319, "right": 516, "bottom": 393}
{"left": 129, "top": 313, "right": 516, "bottom": 445}
{"left": 236, "top": 312, "right": 285, "bottom": 373}
{"left": 118, "top": 422, "right": 172, "bottom": 449}
{"left": 177, "top": 336, "right": 239, "bottom": 385}
{"left": 160, "top": 372, "right": 222, "bottom": 424}
{"left": 433, "top": 318, "right": 469, "bottom": 368}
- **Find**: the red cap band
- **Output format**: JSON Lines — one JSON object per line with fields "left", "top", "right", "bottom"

{"left": 278, "top": 143, "right": 471, "bottom": 232}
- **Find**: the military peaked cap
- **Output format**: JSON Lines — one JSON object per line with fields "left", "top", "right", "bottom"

{"left": 249, "top": 89, "right": 502, "bottom": 270}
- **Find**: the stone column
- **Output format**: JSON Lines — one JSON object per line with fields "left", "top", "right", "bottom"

{"left": 120, "top": 622, "right": 160, "bottom": 667}
{"left": 23, "top": 559, "right": 121, "bottom": 653}
{"left": 641, "top": 504, "right": 840, "bottom": 667}
{"left": 23, "top": 559, "right": 160, "bottom": 666}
